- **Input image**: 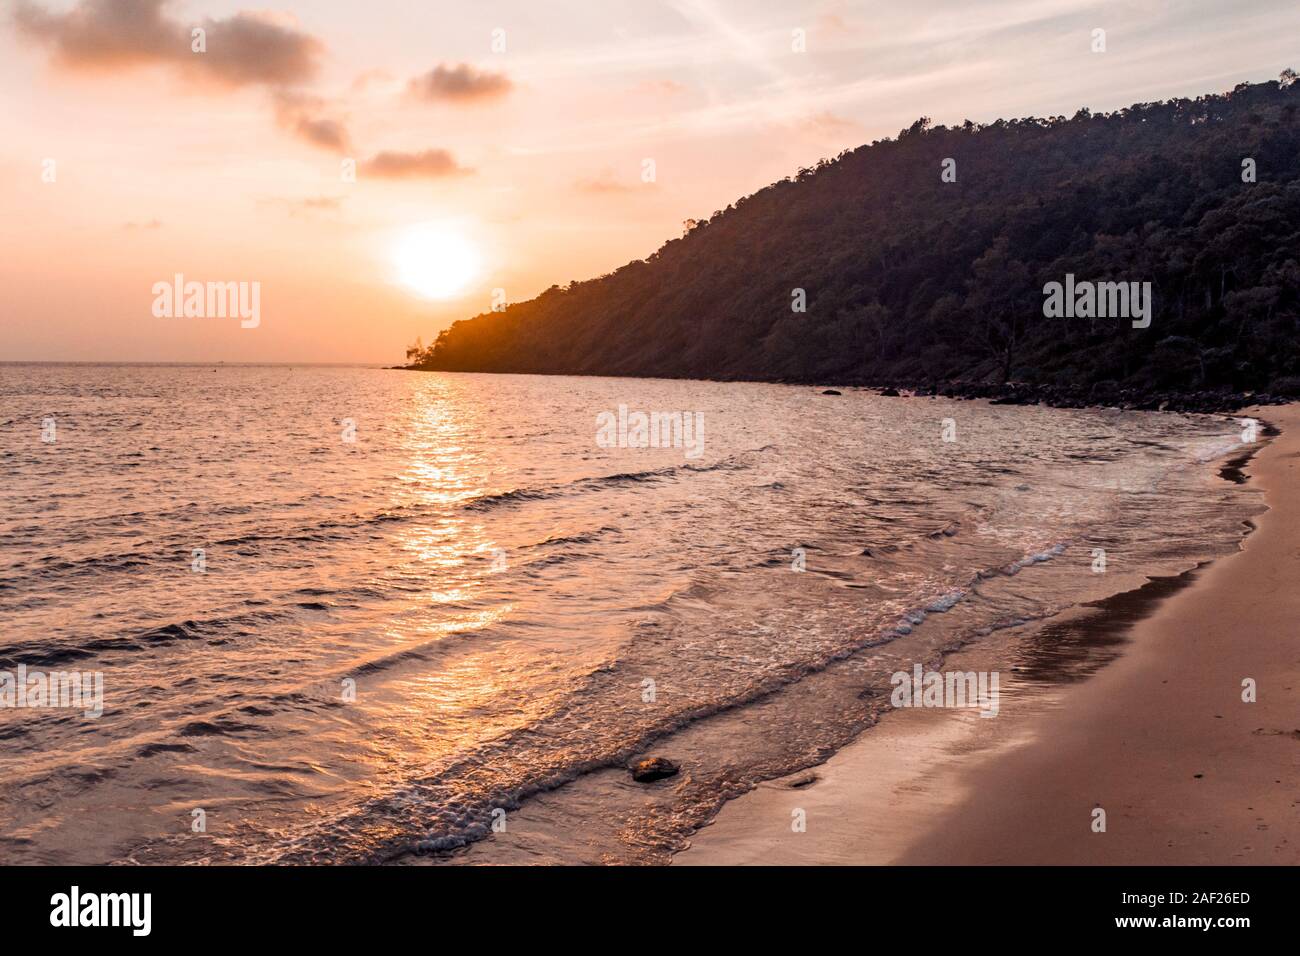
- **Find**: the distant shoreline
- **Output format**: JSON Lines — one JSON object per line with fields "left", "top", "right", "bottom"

{"left": 0, "top": 361, "right": 387, "bottom": 368}
{"left": 400, "top": 363, "right": 1285, "bottom": 414}
{"left": 11, "top": 360, "right": 1283, "bottom": 414}
{"left": 679, "top": 403, "right": 1299, "bottom": 865}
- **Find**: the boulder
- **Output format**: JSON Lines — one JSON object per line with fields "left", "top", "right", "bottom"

{"left": 630, "top": 757, "right": 680, "bottom": 783}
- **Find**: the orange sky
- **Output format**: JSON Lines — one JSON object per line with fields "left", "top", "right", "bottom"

{"left": 2, "top": 0, "right": 1298, "bottom": 363}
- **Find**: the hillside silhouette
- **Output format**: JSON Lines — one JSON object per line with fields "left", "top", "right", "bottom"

{"left": 409, "top": 73, "right": 1300, "bottom": 407}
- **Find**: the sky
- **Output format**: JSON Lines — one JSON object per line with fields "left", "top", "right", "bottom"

{"left": 2, "top": 0, "right": 1298, "bottom": 364}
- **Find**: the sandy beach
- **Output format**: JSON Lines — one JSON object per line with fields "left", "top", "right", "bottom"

{"left": 679, "top": 404, "right": 1300, "bottom": 866}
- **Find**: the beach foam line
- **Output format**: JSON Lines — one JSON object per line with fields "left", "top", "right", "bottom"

{"left": 256, "top": 544, "right": 1085, "bottom": 863}
{"left": 678, "top": 409, "right": 1293, "bottom": 866}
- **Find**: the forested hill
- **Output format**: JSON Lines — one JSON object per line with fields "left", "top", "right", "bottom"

{"left": 409, "top": 73, "right": 1300, "bottom": 405}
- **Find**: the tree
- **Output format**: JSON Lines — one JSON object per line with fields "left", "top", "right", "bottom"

{"left": 416, "top": 73, "right": 1300, "bottom": 399}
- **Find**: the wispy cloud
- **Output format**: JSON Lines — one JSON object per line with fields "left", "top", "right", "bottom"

{"left": 573, "top": 169, "right": 641, "bottom": 194}
{"left": 351, "top": 67, "right": 393, "bottom": 92}
{"left": 633, "top": 78, "right": 688, "bottom": 96}
{"left": 259, "top": 196, "right": 346, "bottom": 217}
{"left": 799, "top": 110, "right": 865, "bottom": 138}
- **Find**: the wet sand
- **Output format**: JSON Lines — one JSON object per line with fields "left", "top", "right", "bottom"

{"left": 678, "top": 404, "right": 1299, "bottom": 865}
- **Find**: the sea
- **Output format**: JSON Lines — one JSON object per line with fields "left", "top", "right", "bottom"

{"left": 0, "top": 364, "right": 1266, "bottom": 864}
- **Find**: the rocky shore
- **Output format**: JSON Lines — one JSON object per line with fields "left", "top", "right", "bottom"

{"left": 852, "top": 380, "right": 1290, "bottom": 414}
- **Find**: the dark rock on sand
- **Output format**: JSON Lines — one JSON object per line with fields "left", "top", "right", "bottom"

{"left": 821, "top": 389, "right": 841, "bottom": 395}
{"left": 785, "top": 771, "right": 819, "bottom": 789}
{"left": 631, "top": 756, "right": 680, "bottom": 782}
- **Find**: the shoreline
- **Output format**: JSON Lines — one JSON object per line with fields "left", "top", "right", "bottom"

{"left": 397, "top": 365, "right": 1293, "bottom": 415}
{"left": 678, "top": 403, "right": 1299, "bottom": 865}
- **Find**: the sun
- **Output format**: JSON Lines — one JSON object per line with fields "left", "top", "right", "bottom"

{"left": 392, "top": 222, "right": 482, "bottom": 300}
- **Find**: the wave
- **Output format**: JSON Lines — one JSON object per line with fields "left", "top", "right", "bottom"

{"left": 247, "top": 539, "right": 1081, "bottom": 864}
{"left": 463, "top": 455, "right": 755, "bottom": 513}
{"left": 0, "top": 453, "right": 764, "bottom": 590}
{"left": 0, "top": 607, "right": 291, "bottom": 669}
{"left": 1000, "top": 541, "right": 1070, "bottom": 575}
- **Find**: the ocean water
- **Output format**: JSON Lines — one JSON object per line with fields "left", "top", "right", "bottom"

{"left": 0, "top": 365, "right": 1265, "bottom": 864}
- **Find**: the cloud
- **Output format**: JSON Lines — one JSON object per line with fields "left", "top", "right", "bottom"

{"left": 816, "top": 12, "right": 859, "bottom": 35}
{"left": 360, "top": 149, "right": 471, "bottom": 179}
{"left": 406, "top": 63, "right": 512, "bottom": 102}
{"left": 635, "top": 78, "right": 687, "bottom": 96}
{"left": 14, "top": 2, "right": 473, "bottom": 177}
{"left": 13, "top": 0, "right": 179, "bottom": 68}
{"left": 573, "top": 169, "right": 639, "bottom": 194}
{"left": 272, "top": 91, "right": 351, "bottom": 153}
{"left": 292, "top": 196, "right": 343, "bottom": 212}
{"left": 259, "top": 196, "right": 345, "bottom": 217}
{"left": 351, "top": 68, "right": 393, "bottom": 93}
{"left": 800, "top": 111, "right": 865, "bottom": 138}
{"left": 13, "top": 0, "right": 323, "bottom": 87}
{"left": 196, "top": 10, "right": 324, "bottom": 87}
{"left": 292, "top": 115, "right": 350, "bottom": 152}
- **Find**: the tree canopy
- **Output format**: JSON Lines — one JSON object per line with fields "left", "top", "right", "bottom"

{"left": 409, "top": 74, "right": 1300, "bottom": 402}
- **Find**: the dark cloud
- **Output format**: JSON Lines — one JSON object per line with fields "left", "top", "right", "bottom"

{"left": 13, "top": 0, "right": 323, "bottom": 87}
{"left": 13, "top": 0, "right": 180, "bottom": 68}
{"left": 293, "top": 115, "right": 350, "bottom": 152}
{"left": 272, "top": 91, "right": 351, "bottom": 153}
{"left": 195, "top": 11, "right": 324, "bottom": 87}
{"left": 16, "top": 3, "right": 469, "bottom": 181}
{"left": 360, "top": 149, "right": 471, "bottom": 179}
{"left": 406, "top": 63, "right": 512, "bottom": 103}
